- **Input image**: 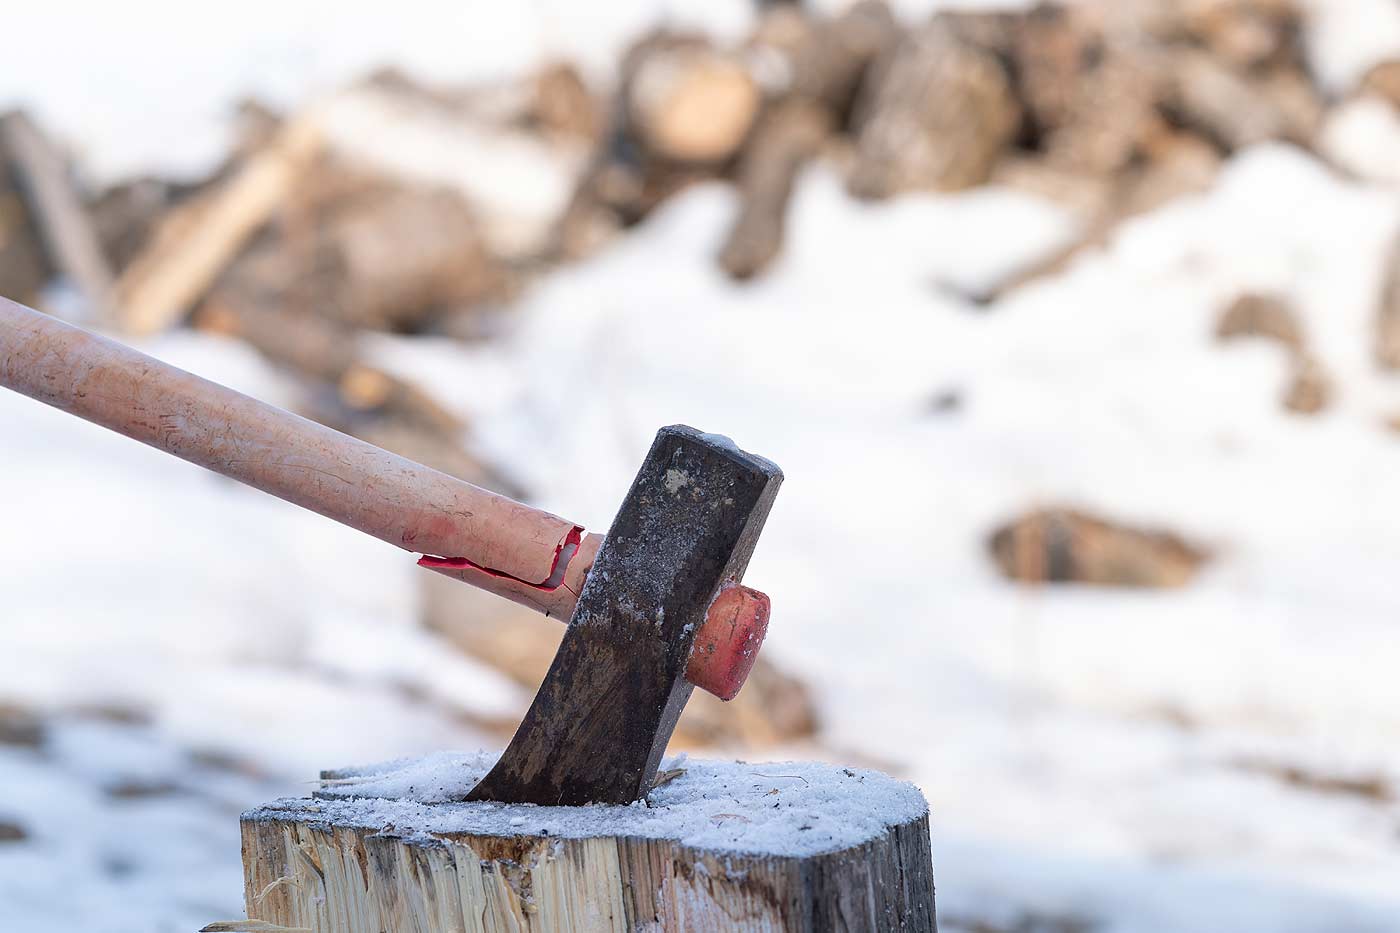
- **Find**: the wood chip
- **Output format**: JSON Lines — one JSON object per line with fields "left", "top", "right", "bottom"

{"left": 652, "top": 767, "right": 686, "bottom": 789}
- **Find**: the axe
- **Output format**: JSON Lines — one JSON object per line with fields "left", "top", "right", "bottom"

{"left": 0, "top": 297, "right": 782, "bottom": 805}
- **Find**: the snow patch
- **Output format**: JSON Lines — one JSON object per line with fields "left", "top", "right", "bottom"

{"left": 264, "top": 751, "right": 928, "bottom": 859}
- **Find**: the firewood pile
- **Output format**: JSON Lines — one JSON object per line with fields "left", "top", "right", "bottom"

{"left": 5, "top": 2, "right": 1397, "bottom": 395}
{"left": 4, "top": 0, "right": 1400, "bottom": 738}
{"left": 6, "top": 1, "right": 1394, "bottom": 347}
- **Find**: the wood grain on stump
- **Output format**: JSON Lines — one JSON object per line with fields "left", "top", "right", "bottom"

{"left": 240, "top": 754, "right": 936, "bottom": 932}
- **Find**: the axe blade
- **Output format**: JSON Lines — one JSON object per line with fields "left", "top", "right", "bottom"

{"left": 467, "top": 425, "right": 783, "bottom": 806}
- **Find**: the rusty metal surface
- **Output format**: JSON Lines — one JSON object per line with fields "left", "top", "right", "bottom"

{"left": 0, "top": 297, "right": 580, "bottom": 589}
{"left": 467, "top": 425, "right": 783, "bottom": 805}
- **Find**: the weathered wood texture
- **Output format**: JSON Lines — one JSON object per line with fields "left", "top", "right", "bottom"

{"left": 240, "top": 804, "right": 935, "bottom": 932}
{"left": 469, "top": 426, "right": 783, "bottom": 805}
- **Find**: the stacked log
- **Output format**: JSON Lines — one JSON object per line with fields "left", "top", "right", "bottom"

{"left": 989, "top": 507, "right": 1209, "bottom": 588}
{"left": 718, "top": 100, "right": 831, "bottom": 279}
{"left": 13, "top": 0, "right": 1371, "bottom": 304}
{"left": 712, "top": 1, "right": 897, "bottom": 278}
{"left": 625, "top": 36, "right": 761, "bottom": 165}
{"left": 286, "top": 173, "right": 507, "bottom": 333}
{"left": 848, "top": 18, "right": 1021, "bottom": 198}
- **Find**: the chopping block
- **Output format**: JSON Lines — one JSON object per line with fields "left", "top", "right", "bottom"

{"left": 241, "top": 755, "right": 935, "bottom": 932}
{"left": 236, "top": 428, "right": 936, "bottom": 932}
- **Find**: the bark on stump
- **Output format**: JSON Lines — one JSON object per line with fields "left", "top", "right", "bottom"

{"left": 240, "top": 758, "right": 935, "bottom": 932}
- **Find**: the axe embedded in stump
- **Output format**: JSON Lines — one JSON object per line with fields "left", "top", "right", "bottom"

{"left": 469, "top": 425, "right": 782, "bottom": 806}
{"left": 1, "top": 296, "right": 935, "bottom": 931}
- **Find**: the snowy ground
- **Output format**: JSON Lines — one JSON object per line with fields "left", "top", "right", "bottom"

{"left": 397, "top": 147, "right": 1400, "bottom": 932}
{"left": 5, "top": 3, "right": 1400, "bottom": 932}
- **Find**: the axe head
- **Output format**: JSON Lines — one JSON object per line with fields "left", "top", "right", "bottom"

{"left": 467, "top": 425, "right": 783, "bottom": 806}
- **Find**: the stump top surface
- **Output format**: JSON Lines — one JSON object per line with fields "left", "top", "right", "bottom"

{"left": 245, "top": 752, "right": 928, "bottom": 859}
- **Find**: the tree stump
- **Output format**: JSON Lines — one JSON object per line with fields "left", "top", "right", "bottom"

{"left": 239, "top": 753, "right": 935, "bottom": 932}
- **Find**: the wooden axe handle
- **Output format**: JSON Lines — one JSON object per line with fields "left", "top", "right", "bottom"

{"left": 1, "top": 300, "right": 773, "bottom": 701}
{"left": 0, "top": 297, "right": 586, "bottom": 609}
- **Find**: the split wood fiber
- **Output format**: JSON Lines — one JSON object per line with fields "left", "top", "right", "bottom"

{"left": 241, "top": 801, "right": 935, "bottom": 932}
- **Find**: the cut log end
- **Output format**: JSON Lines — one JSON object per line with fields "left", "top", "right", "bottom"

{"left": 627, "top": 42, "right": 761, "bottom": 164}
{"left": 240, "top": 754, "right": 935, "bottom": 932}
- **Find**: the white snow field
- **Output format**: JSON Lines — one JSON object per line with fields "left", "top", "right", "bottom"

{"left": 4, "top": 2, "right": 1400, "bottom": 931}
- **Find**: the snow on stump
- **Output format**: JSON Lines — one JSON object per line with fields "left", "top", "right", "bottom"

{"left": 239, "top": 752, "right": 935, "bottom": 932}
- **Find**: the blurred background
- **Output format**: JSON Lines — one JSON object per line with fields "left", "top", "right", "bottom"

{"left": 3, "top": 0, "right": 1400, "bottom": 930}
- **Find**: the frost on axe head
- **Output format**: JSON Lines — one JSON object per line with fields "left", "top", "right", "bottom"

{"left": 467, "top": 425, "right": 783, "bottom": 806}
